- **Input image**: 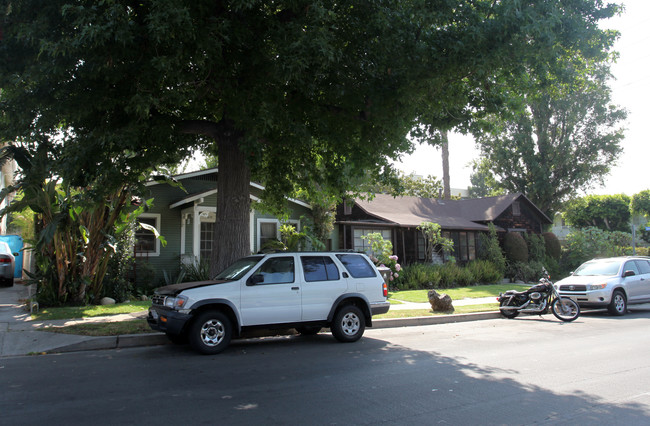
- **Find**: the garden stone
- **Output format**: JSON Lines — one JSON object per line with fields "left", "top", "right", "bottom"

{"left": 428, "top": 290, "right": 454, "bottom": 313}
{"left": 100, "top": 297, "right": 116, "bottom": 305}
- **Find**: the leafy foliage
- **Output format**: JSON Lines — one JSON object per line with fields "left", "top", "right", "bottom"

{"left": 503, "top": 233, "right": 528, "bottom": 263}
{"left": 469, "top": 54, "right": 626, "bottom": 217}
{"left": 524, "top": 233, "right": 546, "bottom": 263}
{"left": 543, "top": 232, "right": 562, "bottom": 260}
{"left": 417, "top": 222, "right": 454, "bottom": 262}
{"left": 0, "top": 144, "right": 156, "bottom": 305}
{"left": 631, "top": 190, "right": 650, "bottom": 215}
{"left": 563, "top": 194, "right": 631, "bottom": 232}
{"left": 477, "top": 223, "right": 506, "bottom": 274}
{"left": 1, "top": 0, "right": 622, "bottom": 274}
{"left": 393, "top": 261, "right": 502, "bottom": 290}
{"left": 560, "top": 227, "right": 632, "bottom": 273}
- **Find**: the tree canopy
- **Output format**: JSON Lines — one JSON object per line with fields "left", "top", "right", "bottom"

{"left": 563, "top": 194, "right": 631, "bottom": 233}
{"left": 1, "top": 0, "right": 622, "bottom": 272}
{"left": 468, "top": 53, "right": 626, "bottom": 217}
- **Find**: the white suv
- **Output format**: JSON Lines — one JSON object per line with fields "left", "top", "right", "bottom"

{"left": 147, "top": 252, "right": 390, "bottom": 354}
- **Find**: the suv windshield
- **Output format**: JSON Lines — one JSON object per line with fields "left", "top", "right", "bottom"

{"left": 574, "top": 260, "right": 622, "bottom": 277}
{"left": 214, "top": 256, "right": 263, "bottom": 280}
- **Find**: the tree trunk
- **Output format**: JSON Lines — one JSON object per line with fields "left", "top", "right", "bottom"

{"left": 441, "top": 130, "right": 451, "bottom": 200}
{"left": 210, "top": 136, "right": 251, "bottom": 276}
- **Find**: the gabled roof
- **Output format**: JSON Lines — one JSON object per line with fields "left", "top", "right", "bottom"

{"left": 350, "top": 193, "right": 551, "bottom": 230}
{"left": 147, "top": 168, "right": 312, "bottom": 210}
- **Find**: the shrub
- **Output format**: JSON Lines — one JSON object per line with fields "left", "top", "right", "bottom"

{"left": 395, "top": 263, "right": 440, "bottom": 290}
{"left": 478, "top": 223, "right": 506, "bottom": 274}
{"left": 102, "top": 227, "right": 136, "bottom": 303}
{"left": 505, "top": 260, "right": 546, "bottom": 283}
{"left": 467, "top": 260, "right": 503, "bottom": 284}
{"left": 525, "top": 233, "right": 546, "bottom": 262}
{"left": 503, "top": 233, "right": 528, "bottom": 263}
{"left": 543, "top": 232, "right": 562, "bottom": 260}
{"left": 560, "top": 227, "right": 631, "bottom": 273}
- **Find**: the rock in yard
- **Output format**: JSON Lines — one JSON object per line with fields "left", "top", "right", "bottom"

{"left": 428, "top": 290, "right": 454, "bottom": 313}
{"left": 100, "top": 297, "right": 116, "bottom": 305}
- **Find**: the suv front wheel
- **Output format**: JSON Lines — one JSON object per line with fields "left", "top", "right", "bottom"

{"left": 608, "top": 290, "right": 627, "bottom": 316}
{"left": 189, "top": 310, "right": 233, "bottom": 354}
{"left": 331, "top": 305, "right": 365, "bottom": 343}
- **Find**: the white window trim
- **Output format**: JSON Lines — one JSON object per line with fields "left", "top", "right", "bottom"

{"left": 136, "top": 213, "right": 161, "bottom": 257}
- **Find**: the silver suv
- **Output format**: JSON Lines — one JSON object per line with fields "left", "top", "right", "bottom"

{"left": 556, "top": 256, "right": 650, "bottom": 315}
{"left": 147, "top": 252, "right": 390, "bottom": 354}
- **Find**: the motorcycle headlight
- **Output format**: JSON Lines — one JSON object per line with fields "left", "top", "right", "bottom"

{"left": 588, "top": 283, "right": 607, "bottom": 290}
{"left": 164, "top": 295, "right": 188, "bottom": 309}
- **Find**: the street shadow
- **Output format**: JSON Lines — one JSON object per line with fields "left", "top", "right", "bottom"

{"left": 3, "top": 318, "right": 650, "bottom": 425}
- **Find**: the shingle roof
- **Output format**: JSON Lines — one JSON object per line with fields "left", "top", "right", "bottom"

{"left": 351, "top": 193, "right": 551, "bottom": 230}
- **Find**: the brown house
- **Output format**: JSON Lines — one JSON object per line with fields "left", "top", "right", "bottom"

{"left": 335, "top": 193, "right": 552, "bottom": 264}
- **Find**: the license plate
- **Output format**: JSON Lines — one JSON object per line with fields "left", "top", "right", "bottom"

{"left": 150, "top": 309, "right": 159, "bottom": 320}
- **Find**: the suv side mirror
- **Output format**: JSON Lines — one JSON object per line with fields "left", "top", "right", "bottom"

{"left": 623, "top": 270, "right": 636, "bottom": 278}
{"left": 247, "top": 274, "right": 264, "bottom": 286}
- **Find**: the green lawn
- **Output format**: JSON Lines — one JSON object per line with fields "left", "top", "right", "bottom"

{"left": 32, "top": 301, "right": 152, "bottom": 321}
{"left": 389, "top": 284, "right": 529, "bottom": 303}
{"left": 376, "top": 303, "right": 499, "bottom": 319}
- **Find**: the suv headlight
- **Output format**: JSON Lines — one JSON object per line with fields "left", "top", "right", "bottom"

{"left": 588, "top": 283, "right": 607, "bottom": 290}
{"left": 164, "top": 295, "right": 188, "bottom": 309}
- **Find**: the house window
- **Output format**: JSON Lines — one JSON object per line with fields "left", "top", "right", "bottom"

{"left": 512, "top": 202, "right": 521, "bottom": 216}
{"left": 257, "top": 219, "right": 300, "bottom": 251}
{"left": 417, "top": 232, "right": 426, "bottom": 260}
{"left": 259, "top": 221, "right": 278, "bottom": 249}
{"left": 135, "top": 214, "right": 161, "bottom": 256}
{"left": 353, "top": 228, "right": 392, "bottom": 254}
{"left": 200, "top": 222, "right": 214, "bottom": 260}
{"left": 446, "top": 231, "right": 477, "bottom": 262}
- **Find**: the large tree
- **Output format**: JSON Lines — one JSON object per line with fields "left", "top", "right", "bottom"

{"left": 469, "top": 54, "right": 627, "bottom": 216}
{"left": 1, "top": 0, "right": 621, "bottom": 273}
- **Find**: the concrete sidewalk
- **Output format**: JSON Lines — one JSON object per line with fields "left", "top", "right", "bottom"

{"left": 0, "top": 283, "right": 500, "bottom": 357}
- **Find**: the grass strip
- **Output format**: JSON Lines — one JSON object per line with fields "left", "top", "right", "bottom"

{"left": 41, "top": 319, "right": 152, "bottom": 336}
{"left": 376, "top": 303, "right": 499, "bottom": 319}
{"left": 32, "top": 301, "right": 151, "bottom": 321}
{"left": 389, "top": 284, "right": 529, "bottom": 303}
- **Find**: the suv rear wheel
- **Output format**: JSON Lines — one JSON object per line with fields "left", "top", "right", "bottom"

{"left": 189, "top": 310, "right": 232, "bottom": 354}
{"left": 331, "top": 305, "right": 365, "bottom": 343}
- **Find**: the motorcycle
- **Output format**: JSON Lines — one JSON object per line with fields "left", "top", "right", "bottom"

{"left": 497, "top": 270, "right": 580, "bottom": 322}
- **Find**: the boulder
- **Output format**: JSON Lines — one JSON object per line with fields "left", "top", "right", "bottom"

{"left": 428, "top": 290, "right": 454, "bottom": 313}
{"left": 100, "top": 297, "right": 116, "bottom": 305}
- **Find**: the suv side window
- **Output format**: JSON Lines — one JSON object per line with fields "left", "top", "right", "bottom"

{"left": 301, "top": 256, "right": 340, "bottom": 282}
{"left": 254, "top": 257, "right": 295, "bottom": 284}
{"left": 635, "top": 260, "right": 650, "bottom": 275}
{"left": 336, "top": 254, "right": 377, "bottom": 278}
{"left": 624, "top": 260, "right": 640, "bottom": 276}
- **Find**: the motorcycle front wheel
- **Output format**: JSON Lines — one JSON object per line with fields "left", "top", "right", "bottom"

{"left": 499, "top": 298, "right": 520, "bottom": 319}
{"left": 551, "top": 298, "right": 580, "bottom": 322}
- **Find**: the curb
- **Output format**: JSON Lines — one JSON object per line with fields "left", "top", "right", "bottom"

{"left": 45, "top": 311, "right": 503, "bottom": 354}
{"left": 48, "top": 333, "right": 169, "bottom": 354}
{"left": 373, "top": 311, "right": 502, "bottom": 328}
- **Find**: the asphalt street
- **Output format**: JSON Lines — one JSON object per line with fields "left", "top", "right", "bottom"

{"left": 2, "top": 308, "right": 650, "bottom": 425}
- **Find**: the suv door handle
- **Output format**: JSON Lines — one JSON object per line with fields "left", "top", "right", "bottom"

{"left": 291, "top": 287, "right": 299, "bottom": 290}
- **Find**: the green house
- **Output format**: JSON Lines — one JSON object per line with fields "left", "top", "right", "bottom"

{"left": 136, "top": 168, "right": 313, "bottom": 285}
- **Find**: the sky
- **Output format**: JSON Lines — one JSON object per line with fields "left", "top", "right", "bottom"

{"left": 394, "top": 1, "right": 650, "bottom": 197}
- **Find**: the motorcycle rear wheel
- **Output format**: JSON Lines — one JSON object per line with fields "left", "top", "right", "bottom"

{"left": 499, "top": 299, "right": 520, "bottom": 319}
{"left": 551, "top": 298, "right": 580, "bottom": 322}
